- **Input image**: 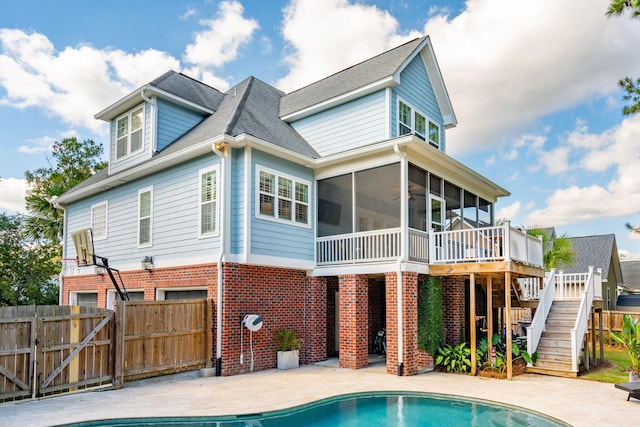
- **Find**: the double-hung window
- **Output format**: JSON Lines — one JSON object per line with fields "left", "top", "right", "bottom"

{"left": 199, "top": 165, "right": 219, "bottom": 236}
{"left": 257, "top": 167, "right": 310, "bottom": 226}
{"left": 116, "top": 105, "right": 144, "bottom": 159}
{"left": 397, "top": 99, "right": 440, "bottom": 149}
{"left": 91, "top": 201, "right": 108, "bottom": 240}
{"left": 138, "top": 187, "right": 152, "bottom": 247}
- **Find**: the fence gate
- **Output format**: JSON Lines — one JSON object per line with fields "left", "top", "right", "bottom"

{"left": 0, "top": 305, "right": 114, "bottom": 402}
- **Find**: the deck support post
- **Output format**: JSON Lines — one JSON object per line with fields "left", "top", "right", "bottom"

{"left": 470, "top": 273, "right": 476, "bottom": 376}
{"left": 487, "top": 275, "right": 493, "bottom": 363}
{"left": 505, "top": 271, "right": 513, "bottom": 380}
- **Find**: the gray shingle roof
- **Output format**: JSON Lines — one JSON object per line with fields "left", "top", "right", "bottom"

{"left": 150, "top": 71, "right": 226, "bottom": 111}
{"left": 561, "top": 234, "right": 616, "bottom": 279}
{"left": 621, "top": 260, "right": 640, "bottom": 290}
{"left": 279, "top": 36, "right": 426, "bottom": 117}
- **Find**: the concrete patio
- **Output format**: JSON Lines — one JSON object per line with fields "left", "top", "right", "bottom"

{"left": 0, "top": 362, "right": 634, "bottom": 426}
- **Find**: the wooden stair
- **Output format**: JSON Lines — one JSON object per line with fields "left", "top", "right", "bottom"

{"left": 527, "top": 300, "right": 581, "bottom": 378}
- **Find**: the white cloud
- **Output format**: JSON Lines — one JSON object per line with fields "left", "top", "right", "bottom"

{"left": 496, "top": 201, "right": 521, "bottom": 223}
{"left": 422, "top": 0, "right": 640, "bottom": 155}
{"left": 183, "top": 1, "right": 259, "bottom": 69}
{"left": 0, "top": 29, "right": 179, "bottom": 132}
{"left": 17, "top": 135, "right": 55, "bottom": 154}
{"left": 181, "top": 7, "right": 197, "bottom": 20}
{"left": 276, "top": 0, "right": 421, "bottom": 92}
{"left": 0, "top": 177, "right": 27, "bottom": 213}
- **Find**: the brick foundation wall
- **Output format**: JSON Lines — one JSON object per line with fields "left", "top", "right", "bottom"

{"left": 441, "top": 276, "right": 466, "bottom": 345}
{"left": 338, "top": 274, "right": 369, "bottom": 369}
{"left": 62, "top": 263, "right": 219, "bottom": 308}
{"left": 384, "top": 271, "right": 419, "bottom": 376}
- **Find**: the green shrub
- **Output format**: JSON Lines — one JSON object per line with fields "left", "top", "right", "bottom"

{"left": 418, "top": 276, "right": 445, "bottom": 355}
{"left": 274, "top": 328, "right": 302, "bottom": 351}
{"left": 435, "top": 342, "right": 472, "bottom": 373}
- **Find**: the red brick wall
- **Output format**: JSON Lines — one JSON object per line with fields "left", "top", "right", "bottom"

{"left": 338, "top": 274, "right": 369, "bottom": 369}
{"left": 62, "top": 263, "right": 218, "bottom": 307}
{"left": 326, "top": 277, "right": 339, "bottom": 357}
{"left": 441, "top": 276, "right": 466, "bottom": 345}
{"left": 384, "top": 271, "right": 419, "bottom": 376}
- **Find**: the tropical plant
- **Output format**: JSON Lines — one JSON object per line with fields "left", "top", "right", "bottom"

{"left": 606, "top": 0, "right": 640, "bottom": 19}
{"left": 435, "top": 342, "right": 471, "bottom": 373}
{"left": 418, "top": 276, "right": 445, "bottom": 355}
{"left": 476, "top": 334, "right": 536, "bottom": 375}
{"left": 610, "top": 314, "right": 640, "bottom": 375}
{"left": 274, "top": 328, "right": 302, "bottom": 352}
{"left": 24, "top": 137, "right": 106, "bottom": 243}
{"left": 528, "top": 228, "right": 575, "bottom": 270}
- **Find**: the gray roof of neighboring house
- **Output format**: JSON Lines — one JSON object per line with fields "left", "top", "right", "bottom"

{"left": 280, "top": 36, "right": 427, "bottom": 117}
{"left": 561, "top": 234, "right": 617, "bottom": 280}
{"left": 621, "top": 260, "right": 640, "bottom": 290}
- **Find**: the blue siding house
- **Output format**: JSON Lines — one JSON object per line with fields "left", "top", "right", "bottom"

{"left": 57, "top": 36, "right": 547, "bottom": 377}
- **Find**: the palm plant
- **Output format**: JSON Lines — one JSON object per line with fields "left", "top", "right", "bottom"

{"left": 610, "top": 315, "right": 640, "bottom": 378}
{"left": 528, "top": 228, "right": 576, "bottom": 270}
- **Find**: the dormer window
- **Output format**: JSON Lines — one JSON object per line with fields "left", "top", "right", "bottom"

{"left": 398, "top": 99, "right": 440, "bottom": 149}
{"left": 116, "top": 105, "right": 144, "bottom": 159}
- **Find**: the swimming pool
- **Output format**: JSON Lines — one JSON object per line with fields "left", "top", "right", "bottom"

{"left": 59, "top": 391, "right": 569, "bottom": 426}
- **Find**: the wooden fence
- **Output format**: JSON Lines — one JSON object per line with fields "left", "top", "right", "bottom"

{"left": 0, "top": 305, "right": 113, "bottom": 402}
{"left": 1, "top": 300, "right": 212, "bottom": 403}
{"left": 114, "top": 299, "right": 212, "bottom": 385}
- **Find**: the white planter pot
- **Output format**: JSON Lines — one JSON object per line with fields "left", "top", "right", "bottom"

{"left": 277, "top": 350, "right": 299, "bottom": 370}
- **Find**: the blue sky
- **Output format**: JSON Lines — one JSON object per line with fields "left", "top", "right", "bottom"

{"left": 1, "top": 0, "right": 640, "bottom": 260}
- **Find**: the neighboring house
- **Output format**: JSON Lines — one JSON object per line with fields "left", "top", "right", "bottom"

{"left": 560, "top": 234, "right": 622, "bottom": 310}
{"left": 618, "top": 260, "right": 640, "bottom": 312}
{"left": 57, "top": 36, "right": 546, "bottom": 377}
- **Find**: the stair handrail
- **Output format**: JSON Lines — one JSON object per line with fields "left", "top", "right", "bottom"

{"left": 526, "top": 268, "right": 556, "bottom": 360}
{"left": 570, "top": 266, "right": 599, "bottom": 372}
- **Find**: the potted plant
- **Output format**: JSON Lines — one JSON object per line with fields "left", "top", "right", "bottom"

{"left": 275, "top": 328, "right": 302, "bottom": 370}
{"left": 610, "top": 314, "right": 640, "bottom": 382}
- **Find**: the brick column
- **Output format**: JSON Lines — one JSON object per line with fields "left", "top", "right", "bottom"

{"left": 338, "top": 274, "right": 369, "bottom": 369}
{"left": 304, "top": 276, "right": 327, "bottom": 364}
{"left": 442, "top": 276, "right": 466, "bottom": 345}
{"left": 385, "top": 271, "right": 419, "bottom": 376}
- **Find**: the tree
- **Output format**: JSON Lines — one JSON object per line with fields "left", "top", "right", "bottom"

{"left": 606, "top": 1, "right": 640, "bottom": 116}
{"left": 606, "top": 0, "right": 640, "bottom": 18}
{"left": 24, "top": 137, "right": 107, "bottom": 242}
{"left": 0, "top": 213, "right": 59, "bottom": 306}
{"left": 528, "top": 228, "right": 576, "bottom": 270}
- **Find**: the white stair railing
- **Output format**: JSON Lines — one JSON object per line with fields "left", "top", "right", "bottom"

{"left": 570, "top": 266, "right": 601, "bottom": 372}
{"left": 526, "top": 269, "right": 556, "bottom": 359}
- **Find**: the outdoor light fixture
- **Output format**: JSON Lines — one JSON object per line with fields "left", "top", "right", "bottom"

{"left": 141, "top": 256, "right": 154, "bottom": 271}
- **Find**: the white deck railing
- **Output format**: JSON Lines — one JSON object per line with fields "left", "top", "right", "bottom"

{"left": 526, "top": 269, "right": 556, "bottom": 359}
{"left": 570, "top": 267, "right": 601, "bottom": 371}
{"left": 316, "top": 222, "right": 543, "bottom": 267}
{"left": 526, "top": 267, "right": 603, "bottom": 370}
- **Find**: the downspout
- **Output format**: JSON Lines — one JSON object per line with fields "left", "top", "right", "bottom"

{"left": 54, "top": 198, "right": 66, "bottom": 305}
{"left": 212, "top": 141, "right": 226, "bottom": 376}
{"left": 393, "top": 144, "right": 407, "bottom": 375}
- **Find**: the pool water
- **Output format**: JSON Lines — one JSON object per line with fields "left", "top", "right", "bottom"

{"left": 60, "top": 392, "right": 569, "bottom": 426}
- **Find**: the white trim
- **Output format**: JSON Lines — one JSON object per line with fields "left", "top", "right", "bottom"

{"left": 95, "top": 84, "right": 214, "bottom": 121}
{"left": 396, "top": 96, "right": 440, "bottom": 149}
{"left": 106, "top": 289, "right": 144, "bottom": 310}
{"left": 137, "top": 186, "right": 153, "bottom": 248}
{"left": 281, "top": 76, "right": 397, "bottom": 122}
{"left": 255, "top": 165, "right": 311, "bottom": 228}
{"left": 385, "top": 87, "right": 392, "bottom": 140}
{"left": 240, "top": 253, "right": 315, "bottom": 271}
{"left": 68, "top": 290, "right": 98, "bottom": 306}
{"left": 90, "top": 201, "right": 108, "bottom": 241}
{"left": 114, "top": 103, "right": 145, "bottom": 161}
{"left": 156, "top": 286, "right": 208, "bottom": 301}
{"left": 244, "top": 146, "right": 252, "bottom": 260}
{"left": 198, "top": 164, "right": 220, "bottom": 238}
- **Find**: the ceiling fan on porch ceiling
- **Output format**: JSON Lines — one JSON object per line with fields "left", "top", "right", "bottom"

{"left": 393, "top": 183, "right": 427, "bottom": 201}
